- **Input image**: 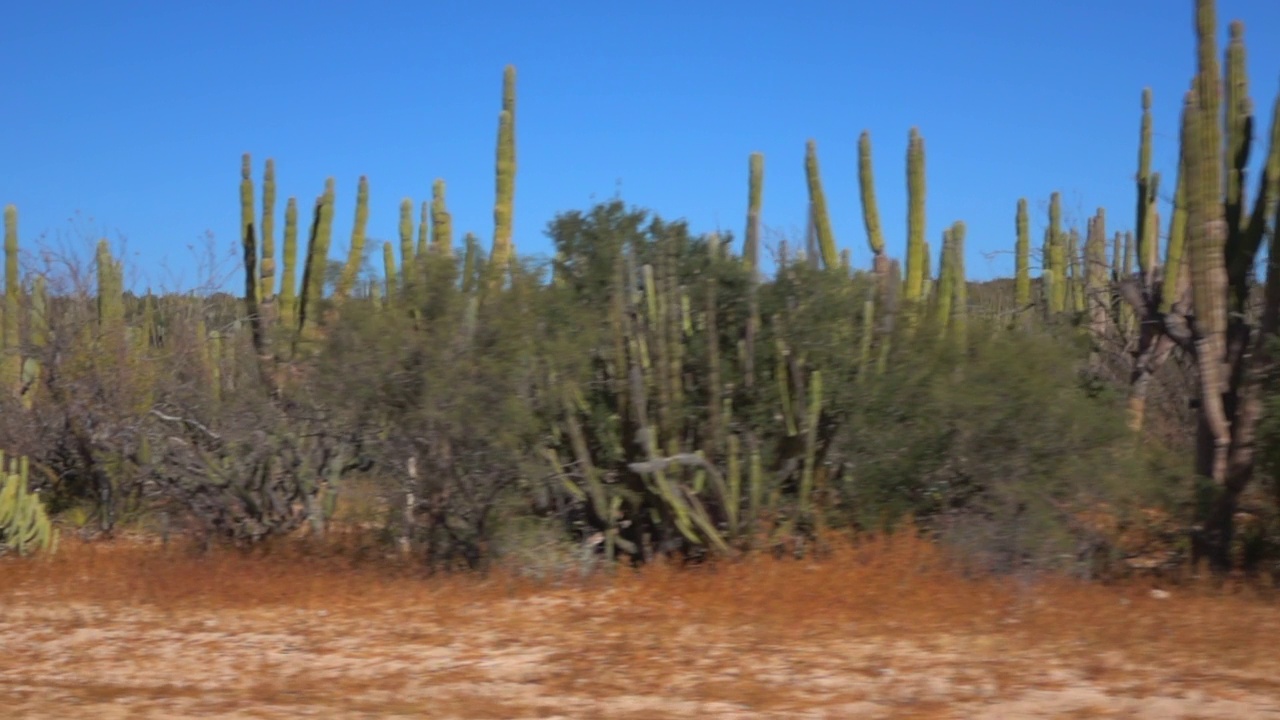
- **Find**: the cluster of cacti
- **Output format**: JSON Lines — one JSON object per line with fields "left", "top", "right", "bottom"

{"left": 0, "top": 452, "right": 57, "bottom": 555}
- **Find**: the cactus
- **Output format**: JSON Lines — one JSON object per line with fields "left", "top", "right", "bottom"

{"left": 3, "top": 205, "right": 19, "bottom": 394}
{"left": 298, "top": 178, "right": 335, "bottom": 340}
{"left": 96, "top": 240, "right": 124, "bottom": 333}
{"left": 935, "top": 228, "right": 955, "bottom": 337}
{"left": 490, "top": 65, "right": 517, "bottom": 285}
{"left": 950, "top": 221, "right": 968, "bottom": 349}
{"left": 744, "top": 153, "right": 763, "bottom": 273}
{"left": 1015, "top": 198, "right": 1031, "bottom": 308}
{"left": 0, "top": 453, "right": 57, "bottom": 556}
{"left": 858, "top": 132, "right": 887, "bottom": 272}
{"left": 1085, "top": 210, "right": 1110, "bottom": 347}
{"left": 1135, "top": 88, "right": 1156, "bottom": 282}
{"left": 22, "top": 275, "right": 47, "bottom": 407}
{"left": 279, "top": 197, "right": 299, "bottom": 332}
{"left": 398, "top": 198, "right": 415, "bottom": 296}
{"left": 1067, "top": 228, "right": 1084, "bottom": 314}
{"left": 905, "top": 128, "right": 927, "bottom": 304}
{"left": 1119, "top": 0, "right": 1280, "bottom": 569}
{"left": 1047, "top": 192, "right": 1066, "bottom": 314}
{"left": 382, "top": 241, "right": 397, "bottom": 308}
{"left": 803, "top": 140, "right": 838, "bottom": 270}
{"left": 431, "top": 179, "right": 453, "bottom": 257}
{"left": 261, "top": 158, "right": 276, "bottom": 304}
{"left": 335, "top": 175, "right": 369, "bottom": 302}
{"left": 416, "top": 200, "right": 429, "bottom": 259}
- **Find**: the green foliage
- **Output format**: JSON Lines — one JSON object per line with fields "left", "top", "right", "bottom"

{"left": 836, "top": 325, "right": 1151, "bottom": 574}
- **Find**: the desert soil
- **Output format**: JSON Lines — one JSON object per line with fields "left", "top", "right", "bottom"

{"left": 4, "top": 541, "right": 1280, "bottom": 718}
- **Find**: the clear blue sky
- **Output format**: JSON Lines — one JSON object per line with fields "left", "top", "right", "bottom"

{"left": 3, "top": 0, "right": 1278, "bottom": 292}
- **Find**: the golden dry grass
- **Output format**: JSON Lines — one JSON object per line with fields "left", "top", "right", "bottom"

{"left": 4, "top": 531, "right": 1280, "bottom": 718}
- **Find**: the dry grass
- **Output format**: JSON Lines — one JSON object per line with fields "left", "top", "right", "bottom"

{"left": 3, "top": 530, "right": 1280, "bottom": 718}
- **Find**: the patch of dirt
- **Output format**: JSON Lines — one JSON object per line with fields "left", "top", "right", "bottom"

{"left": 4, "top": 538, "right": 1280, "bottom": 717}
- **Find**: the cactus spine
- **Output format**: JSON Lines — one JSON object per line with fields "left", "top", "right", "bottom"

{"left": 803, "top": 140, "right": 838, "bottom": 269}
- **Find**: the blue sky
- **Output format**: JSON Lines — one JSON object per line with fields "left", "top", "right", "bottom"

{"left": 3, "top": 0, "right": 1279, "bottom": 292}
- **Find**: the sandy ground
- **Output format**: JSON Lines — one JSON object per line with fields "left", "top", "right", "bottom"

{"left": 5, "top": 589, "right": 1280, "bottom": 719}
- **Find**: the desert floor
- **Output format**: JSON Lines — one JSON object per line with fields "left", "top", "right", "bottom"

{"left": 4, "top": 534, "right": 1280, "bottom": 719}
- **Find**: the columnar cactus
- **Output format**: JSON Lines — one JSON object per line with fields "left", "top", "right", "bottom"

{"left": 1135, "top": 88, "right": 1157, "bottom": 283}
{"left": 490, "top": 65, "right": 517, "bottom": 284}
{"left": 335, "top": 175, "right": 369, "bottom": 302}
{"left": 744, "top": 152, "right": 763, "bottom": 273}
{"left": 949, "top": 221, "right": 968, "bottom": 349}
{"left": 1015, "top": 198, "right": 1030, "bottom": 308}
{"left": 904, "top": 128, "right": 927, "bottom": 303}
{"left": 431, "top": 179, "right": 453, "bottom": 256}
{"left": 1121, "top": 0, "right": 1280, "bottom": 569}
{"left": 803, "top": 140, "right": 838, "bottom": 269}
{"left": 279, "top": 197, "right": 299, "bottom": 332}
{"left": 261, "top": 158, "right": 276, "bottom": 304}
{"left": 858, "top": 132, "right": 887, "bottom": 272}
{"left": 2, "top": 206, "right": 19, "bottom": 394}
{"left": 1048, "top": 192, "right": 1066, "bottom": 314}
{"left": 399, "top": 198, "right": 415, "bottom": 295}
{"left": 298, "top": 178, "right": 335, "bottom": 340}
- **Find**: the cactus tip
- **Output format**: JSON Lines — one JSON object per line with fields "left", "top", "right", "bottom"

{"left": 1229, "top": 19, "right": 1244, "bottom": 39}
{"left": 1142, "top": 87, "right": 1152, "bottom": 109}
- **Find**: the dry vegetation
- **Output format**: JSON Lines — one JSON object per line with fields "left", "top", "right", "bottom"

{"left": 5, "top": 531, "right": 1280, "bottom": 719}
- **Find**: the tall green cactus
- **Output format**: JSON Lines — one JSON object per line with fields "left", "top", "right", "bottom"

{"left": 803, "top": 140, "right": 838, "bottom": 270}
{"left": 858, "top": 132, "right": 887, "bottom": 271}
{"left": 431, "top": 179, "right": 453, "bottom": 256}
{"left": 279, "top": 197, "right": 299, "bottom": 332}
{"left": 261, "top": 158, "right": 276, "bottom": 304}
{"left": 490, "top": 65, "right": 517, "bottom": 285}
{"left": 1186, "top": 44, "right": 1227, "bottom": 488}
{"left": 905, "top": 128, "right": 927, "bottom": 303}
{"left": 383, "top": 241, "right": 397, "bottom": 308}
{"left": 744, "top": 153, "right": 763, "bottom": 273}
{"left": 96, "top": 240, "right": 124, "bottom": 334}
{"left": 298, "top": 178, "right": 335, "bottom": 340}
{"left": 1015, "top": 198, "right": 1030, "bottom": 308}
{"left": 1135, "top": 88, "right": 1157, "bottom": 281}
{"left": 935, "top": 228, "right": 954, "bottom": 337}
{"left": 2, "top": 206, "right": 19, "bottom": 394}
{"left": 416, "top": 200, "right": 429, "bottom": 259}
{"left": 1048, "top": 192, "right": 1066, "bottom": 314}
{"left": 399, "top": 198, "right": 415, "bottom": 296}
{"left": 335, "top": 175, "right": 369, "bottom": 302}
{"left": 950, "top": 221, "right": 968, "bottom": 349}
